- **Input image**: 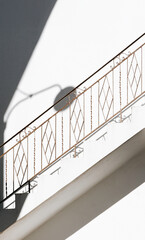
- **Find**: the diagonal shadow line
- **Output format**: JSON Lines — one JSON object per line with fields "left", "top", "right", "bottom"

{"left": 0, "top": 0, "right": 58, "bottom": 232}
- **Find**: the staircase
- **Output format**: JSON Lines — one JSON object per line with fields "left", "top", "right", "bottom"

{"left": 0, "top": 33, "right": 145, "bottom": 211}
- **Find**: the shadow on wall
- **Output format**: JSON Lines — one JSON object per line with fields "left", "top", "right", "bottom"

{"left": 0, "top": 0, "right": 57, "bottom": 231}
{"left": 54, "top": 86, "right": 76, "bottom": 111}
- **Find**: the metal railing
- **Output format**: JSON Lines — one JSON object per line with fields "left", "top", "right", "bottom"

{"left": 1, "top": 33, "right": 145, "bottom": 203}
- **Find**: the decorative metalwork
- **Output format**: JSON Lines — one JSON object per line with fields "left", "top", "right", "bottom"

{"left": 14, "top": 140, "right": 28, "bottom": 186}
{"left": 127, "top": 52, "right": 142, "bottom": 100}
{"left": 41, "top": 120, "right": 56, "bottom": 166}
{"left": 0, "top": 34, "right": 145, "bottom": 203}
{"left": 98, "top": 75, "right": 113, "bottom": 122}
{"left": 70, "top": 96, "right": 84, "bottom": 143}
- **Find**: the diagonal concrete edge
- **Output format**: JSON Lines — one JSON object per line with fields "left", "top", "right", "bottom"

{"left": 1, "top": 128, "right": 145, "bottom": 240}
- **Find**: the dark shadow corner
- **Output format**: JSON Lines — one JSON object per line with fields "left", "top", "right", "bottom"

{"left": 0, "top": 193, "right": 28, "bottom": 232}
{"left": 0, "top": 0, "right": 57, "bottom": 232}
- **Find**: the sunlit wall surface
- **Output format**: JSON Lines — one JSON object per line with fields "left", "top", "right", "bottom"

{"left": 2, "top": 0, "right": 145, "bottom": 238}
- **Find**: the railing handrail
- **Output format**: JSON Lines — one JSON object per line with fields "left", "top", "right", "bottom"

{"left": 0, "top": 42, "right": 144, "bottom": 160}
{"left": 0, "top": 32, "right": 144, "bottom": 149}
{"left": 1, "top": 33, "right": 145, "bottom": 204}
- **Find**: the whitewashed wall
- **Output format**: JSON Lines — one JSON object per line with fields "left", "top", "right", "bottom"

{"left": 3, "top": 0, "right": 145, "bottom": 239}
{"left": 4, "top": 0, "right": 145, "bottom": 137}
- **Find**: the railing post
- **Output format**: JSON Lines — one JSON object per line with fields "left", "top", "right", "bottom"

{"left": 119, "top": 61, "right": 122, "bottom": 122}
{"left": 55, "top": 114, "right": 57, "bottom": 160}
{"left": 34, "top": 130, "right": 36, "bottom": 175}
{"left": 69, "top": 96, "right": 71, "bottom": 149}
{"left": 61, "top": 112, "right": 64, "bottom": 154}
{"left": 13, "top": 148, "right": 15, "bottom": 193}
{"left": 127, "top": 57, "right": 129, "bottom": 105}
{"left": 83, "top": 91, "right": 85, "bottom": 137}
{"left": 27, "top": 134, "right": 28, "bottom": 181}
{"left": 5, "top": 154, "right": 7, "bottom": 197}
{"left": 98, "top": 81, "right": 100, "bottom": 126}
{"left": 141, "top": 46, "right": 143, "bottom": 93}
{"left": 112, "top": 65, "right": 114, "bottom": 115}
{"left": 90, "top": 87, "right": 92, "bottom": 132}
{"left": 41, "top": 125, "right": 43, "bottom": 171}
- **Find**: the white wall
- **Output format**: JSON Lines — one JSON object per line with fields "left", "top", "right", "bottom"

{"left": 4, "top": 0, "right": 145, "bottom": 137}
{"left": 3, "top": 0, "right": 145, "bottom": 239}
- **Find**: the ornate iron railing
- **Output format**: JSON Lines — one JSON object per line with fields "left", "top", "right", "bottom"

{"left": 0, "top": 33, "right": 145, "bottom": 203}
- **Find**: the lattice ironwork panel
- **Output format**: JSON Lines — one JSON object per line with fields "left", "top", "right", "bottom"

{"left": 128, "top": 52, "right": 141, "bottom": 99}
{"left": 98, "top": 74, "right": 113, "bottom": 122}
{"left": 70, "top": 96, "right": 84, "bottom": 143}
{"left": 14, "top": 141, "right": 28, "bottom": 186}
{"left": 42, "top": 120, "right": 56, "bottom": 166}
